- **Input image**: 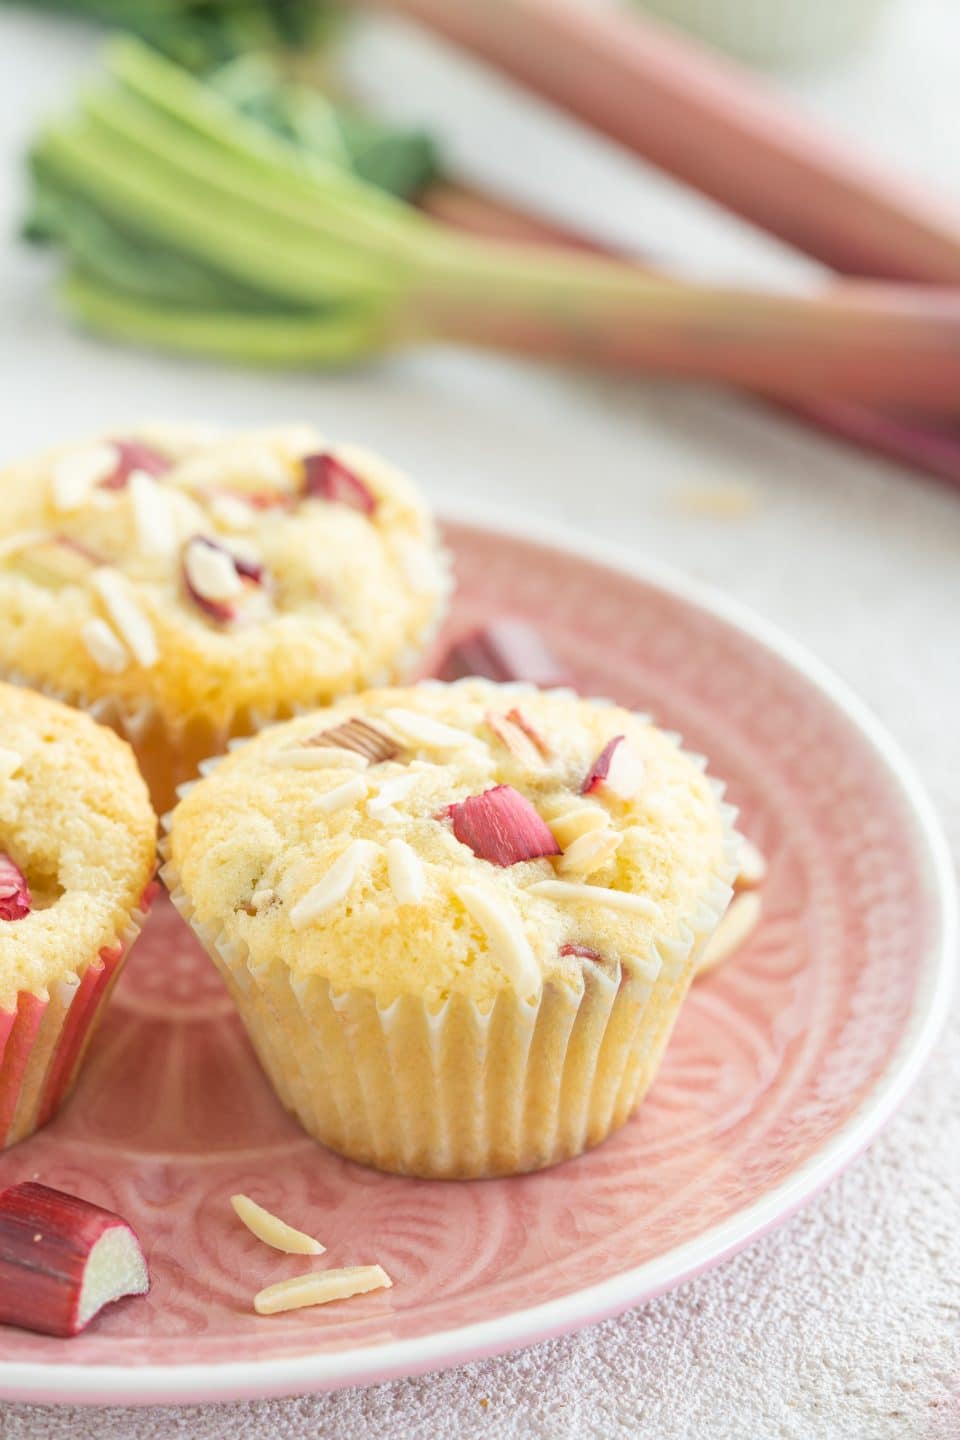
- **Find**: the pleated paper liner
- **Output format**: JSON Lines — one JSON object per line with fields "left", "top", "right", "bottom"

{"left": 160, "top": 711, "right": 739, "bottom": 1180}
{"left": 0, "top": 563, "right": 452, "bottom": 817}
{"left": 0, "top": 882, "right": 157, "bottom": 1150}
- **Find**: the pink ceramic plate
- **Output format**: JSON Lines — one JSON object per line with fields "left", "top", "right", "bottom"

{"left": 0, "top": 513, "right": 953, "bottom": 1406}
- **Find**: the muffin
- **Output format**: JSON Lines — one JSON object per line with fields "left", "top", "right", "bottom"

{"left": 0, "top": 423, "right": 450, "bottom": 812}
{"left": 0, "top": 682, "right": 156, "bottom": 1149}
{"left": 163, "top": 680, "right": 738, "bottom": 1178}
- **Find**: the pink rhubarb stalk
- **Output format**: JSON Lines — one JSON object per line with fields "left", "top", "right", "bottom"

{"left": 370, "top": 0, "right": 960, "bottom": 285}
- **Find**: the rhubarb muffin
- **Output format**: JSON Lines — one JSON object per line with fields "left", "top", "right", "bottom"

{"left": 0, "top": 682, "right": 156, "bottom": 1149}
{"left": 0, "top": 423, "right": 450, "bottom": 812}
{"left": 163, "top": 680, "right": 738, "bottom": 1178}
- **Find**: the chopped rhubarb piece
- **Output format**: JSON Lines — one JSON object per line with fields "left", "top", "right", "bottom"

{"left": 183, "top": 536, "right": 265, "bottom": 623}
{"left": 0, "top": 1182, "right": 149, "bottom": 1337}
{"left": 0, "top": 855, "right": 30, "bottom": 922}
{"left": 581, "top": 736, "right": 644, "bottom": 801}
{"left": 448, "top": 785, "right": 560, "bottom": 866}
{"left": 559, "top": 942, "right": 606, "bottom": 963}
{"left": 302, "top": 454, "right": 377, "bottom": 515}
{"left": 101, "top": 439, "right": 172, "bottom": 490}
{"left": 436, "top": 619, "right": 571, "bottom": 687}
{"left": 307, "top": 718, "right": 401, "bottom": 764}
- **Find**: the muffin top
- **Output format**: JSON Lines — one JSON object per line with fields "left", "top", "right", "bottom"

{"left": 0, "top": 423, "right": 449, "bottom": 726}
{"left": 0, "top": 683, "right": 157, "bottom": 1009}
{"left": 166, "top": 681, "right": 735, "bottom": 1007}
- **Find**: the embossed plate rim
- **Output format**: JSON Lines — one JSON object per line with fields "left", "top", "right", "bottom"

{"left": 3, "top": 503, "right": 955, "bottom": 1406}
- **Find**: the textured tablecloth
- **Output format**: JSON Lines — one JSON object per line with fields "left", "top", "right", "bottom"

{"left": 1, "top": 2, "right": 958, "bottom": 1436}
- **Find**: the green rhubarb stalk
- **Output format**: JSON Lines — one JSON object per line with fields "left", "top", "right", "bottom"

{"left": 61, "top": 269, "right": 384, "bottom": 364}
{"left": 27, "top": 38, "right": 960, "bottom": 409}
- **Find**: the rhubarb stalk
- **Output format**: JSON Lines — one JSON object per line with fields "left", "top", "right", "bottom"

{"left": 359, "top": 0, "right": 960, "bottom": 285}
{"left": 0, "top": 1182, "right": 149, "bottom": 1337}
{"left": 27, "top": 40, "right": 960, "bottom": 411}
{"left": 422, "top": 181, "right": 960, "bottom": 488}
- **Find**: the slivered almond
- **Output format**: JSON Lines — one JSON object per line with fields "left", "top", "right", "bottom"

{"left": 312, "top": 775, "right": 367, "bottom": 814}
{"left": 548, "top": 807, "right": 610, "bottom": 848}
{"left": 271, "top": 747, "right": 367, "bottom": 771}
{"left": 736, "top": 838, "right": 767, "bottom": 888}
{"left": 15, "top": 538, "right": 99, "bottom": 588}
{"left": 230, "top": 1194, "right": 325, "bottom": 1255}
{"left": 696, "top": 892, "right": 762, "bottom": 977}
{"left": 209, "top": 494, "right": 256, "bottom": 531}
{"left": 383, "top": 708, "right": 476, "bottom": 752}
{"left": 0, "top": 749, "right": 22, "bottom": 783}
{"left": 254, "top": 1265, "right": 391, "bottom": 1316}
{"left": 130, "top": 471, "right": 177, "bottom": 559}
{"left": 386, "top": 838, "right": 426, "bottom": 904}
{"left": 289, "top": 841, "right": 379, "bottom": 929}
{"left": 507, "top": 707, "right": 550, "bottom": 758}
{"left": 81, "top": 618, "right": 128, "bottom": 674}
{"left": 367, "top": 771, "right": 420, "bottom": 821}
{"left": 558, "top": 828, "right": 622, "bottom": 877}
{"left": 50, "top": 445, "right": 117, "bottom": 511}
{"left": 184, "top": 537, "right": 244, "bottom": 604}
{"left": 528, "top": 879, "right": 662, "bottom": 920}
{"left": 457, "top": 884, "right": 540, "bottom": 994}
{"left": 485, "top": 711, "right": 542, "bottom": 765}
{"left": 91, "top": 569, "right": 158, "bottom": 668}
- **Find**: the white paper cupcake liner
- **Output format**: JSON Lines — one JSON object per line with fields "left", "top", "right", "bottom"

{"left": 0, "top": 884, "right": 156, "bottom": 1150}
{"left": 160, "top": 699, "right": 740, "bottom": 1179}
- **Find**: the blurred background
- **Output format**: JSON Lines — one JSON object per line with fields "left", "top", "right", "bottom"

{"left": 0, "top": 0, "right": 956, "bottom": 805}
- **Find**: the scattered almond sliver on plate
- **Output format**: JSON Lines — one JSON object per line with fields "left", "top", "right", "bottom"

{"left": 230, "top": 1194, "right": 325, "bottom": 1255}
{"left": 254, "top": 1266, "right": 392, "bottom": 1316}
{"left": 696, "top": 891, "right": 763, "bottom": 978}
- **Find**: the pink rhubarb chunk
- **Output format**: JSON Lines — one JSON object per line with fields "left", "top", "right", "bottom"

{"left": 581, "top": 736, "right": 644, "bottom": 800}
{"left": 437, "top": 619, "right": 571, "bottom": 687}
{"left": 0, "top": 1182, "right": 149, "bottom": 1337}
{"left": 0, "top": 856, "right": 30, "bottom": 922}
{"left": 302, "top": 454, "right": 377, "bottom": 514}
{"left": 448, "top": 785, "right": 560, "bottom": 866}
{"left": 101, "top": 440, "right": 172, "bottom": 490}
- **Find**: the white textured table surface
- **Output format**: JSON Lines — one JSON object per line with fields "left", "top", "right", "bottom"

{"left": 1, "top": 4, "right": 959, "bottom": 1436}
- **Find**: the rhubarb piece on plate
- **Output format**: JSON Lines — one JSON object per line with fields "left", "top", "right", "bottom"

{"left": 162, "top": 679, "right": 736, "bottom": 1179}
{"left": 447, "top": 785, "right": 561, "bottom": 866}
{"left": 0, "top": 1182, "right": 149, "bottom": 1337}
{"left": 436, "top": 619, "right": 571, "bottom": 688}
{"left": 0, "top": 423, "right": 447, "bottom": 812}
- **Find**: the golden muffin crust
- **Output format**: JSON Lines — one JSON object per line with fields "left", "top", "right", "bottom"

{"left": 0, "top": 683, "right": 157, "bottom": 1008}
{"left": 0, "top": 424, "right": 450, "bottom": 727}
{"left": 167, "top": 681, "right": 735, "bottom": 1007}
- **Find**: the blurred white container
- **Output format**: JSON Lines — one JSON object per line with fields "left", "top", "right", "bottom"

{"left": 634, "top": 0, "right": 895, "bottom": 68}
